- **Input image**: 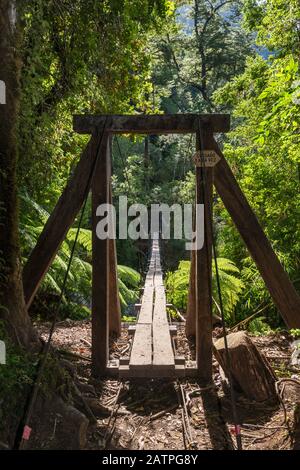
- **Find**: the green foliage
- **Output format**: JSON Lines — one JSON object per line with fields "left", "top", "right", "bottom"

{"left": 242, "top": 0, "right": 300, "bottom": 56}
{"left": 121, "top": 315, "right": 136, "bottom": 323}
{"left": 290, "top": 329, "right": 300, "bottom": 339}
{"left": 0, "top": 321, "right": 35, "bottom": 429}
{"left": 165, "top": 260, "right": 190, "bottom": 310}
{"left": 20, "top": 194, "right": 141, "bottom": 318}
{"left": 152, "top": 0, "right": 253, "bottom": 113}
{"left": 118, "top": 266, "right": 141, "bottom": 311}
{"left": 14, "top": 0, "right": 300, "bottom": 336}
{"left": 212, "top": 1, "right": 300, "bottom": 326}
{"left": 247, "top": 317, "right": 272, "bottom": 336}
{"left": 165, "top": 257, "right": 244, "bottom": 323}
{"left": 18, "top": 0, "right": 174, "bottom": 204}
{"left": 0, "top": 320, "right": 74, "bottom": 438}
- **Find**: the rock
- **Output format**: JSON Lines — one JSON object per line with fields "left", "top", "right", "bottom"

{"left": 213, "top": 331, "right": 277, "bottom": 402}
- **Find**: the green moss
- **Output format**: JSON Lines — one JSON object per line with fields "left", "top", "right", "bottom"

{"left": 0, "top": 321, "right": 73, "bottom": 438}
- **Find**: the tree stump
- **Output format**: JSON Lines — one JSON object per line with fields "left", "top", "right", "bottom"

{"left": 213, "top": 331, "right": 277, "bottom": 402}
{"left": 27, "top": 395, "right": 89, "bottom": 449}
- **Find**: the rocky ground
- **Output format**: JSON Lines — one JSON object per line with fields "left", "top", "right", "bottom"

{"left": 31, "top": 320, "right": 300, "bottom": 451}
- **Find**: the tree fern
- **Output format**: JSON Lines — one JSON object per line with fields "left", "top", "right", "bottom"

{"left": 19, "top": 194, "right": 141, "bottom": 316}
{"left": 166, "top": 258, "right": 245, "bottom": 324}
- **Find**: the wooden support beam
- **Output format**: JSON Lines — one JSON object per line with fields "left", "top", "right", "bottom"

{"left": 152, "top": 286, "right": 175, "bottom": 371}
{"left": 212, "top": 138, "right": 300, "bottom": 329}
{"left": 186, "top": 218, "right": 196, "bottom": 337}
{"left": 129, "top": 324, "right": 152, "bottom": 371}
{"left": 91, "top": 133, "right": 110, "bottom": 377}
{"left": 73, "top": 113, "right": 230, "bottom": 135}
{"left": 196, "top": 127, "right": 213, "bottom": 385}
{"left": 108, "top": 237, "right": 121, "bottom": 335}
{"left": 23, "top": 130, "right": 107, "bottom": 308}
{"left": 108, "top": 179, "right": 121, "bottom": 336}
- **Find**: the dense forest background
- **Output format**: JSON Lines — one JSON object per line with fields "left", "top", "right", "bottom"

{"left": 1, "top": 0, "right": 300, "bottom": 343}
{"left": 1, "top": 0, "right": 300, "bottom": 450}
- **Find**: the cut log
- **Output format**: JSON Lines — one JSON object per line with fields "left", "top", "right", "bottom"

{"left": 213, "top": 331, "right": 277, "bottom": 402}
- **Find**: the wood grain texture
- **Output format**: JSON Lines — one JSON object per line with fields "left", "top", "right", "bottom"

{"left": 129, "top": 324, "right": 152, "bottom": 369}
{"left": 196, "top": 127, "right": 213, "bottom": 385}
{"left": 91, "top": 133, "right": 109, "bottom": 377}
{"left": 73, "top": 113, "right": 230, "bottom": 135}
{"left": 128, "top": 239, "right": 175, "bottom": 375}
{"left": 214, "top": 331, "right": 277, "bottom": 402}
{"left": 108, "top": 178, "right": 121, "bottom": 336}
{"left": 186, "top": 225, "right": 196, "bottom": 337}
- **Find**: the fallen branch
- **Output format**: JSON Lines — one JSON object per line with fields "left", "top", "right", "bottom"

{"left": 229, "top": 303, "right": 272, "bottom": 332}
{"left": 149, "top": 404, "right": 178, "bottom": 421}
{"left": 166, "top": 304, "right": 186, "bottom": 322}
{"left": 57, "top": 348, "right": 91, "bottom": 362}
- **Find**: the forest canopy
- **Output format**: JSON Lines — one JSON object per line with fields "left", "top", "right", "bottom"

{"left": 1, "top": 0, "right": 300, "bottom": 453}
{"left": 0, "top": 0, "right": 299, "bottom": 336}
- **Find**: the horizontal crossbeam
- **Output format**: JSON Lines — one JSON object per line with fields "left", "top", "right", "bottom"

{"left": 73, "top": 113, "right": 230, "bottom": 135}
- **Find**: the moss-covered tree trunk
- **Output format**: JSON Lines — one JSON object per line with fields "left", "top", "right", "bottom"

{"left": 0, "top": 0, "right": 37, "bottom": 348}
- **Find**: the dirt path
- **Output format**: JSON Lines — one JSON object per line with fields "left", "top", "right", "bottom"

{"left": 36, "top": 321, "right": 300, "bottom": 450}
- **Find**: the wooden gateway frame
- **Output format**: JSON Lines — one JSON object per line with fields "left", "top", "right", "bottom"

{"left": 22, "top": 114, "right": 300, "bottom": 382}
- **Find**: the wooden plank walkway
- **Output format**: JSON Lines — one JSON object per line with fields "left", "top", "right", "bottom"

{"left": 128, "top": 238, "right": 175, "bottom": 377}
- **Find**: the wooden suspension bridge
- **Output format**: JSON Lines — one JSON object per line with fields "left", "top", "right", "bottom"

{"left": 21, "top": 113, "right": 300, "bottom": 383}
{"left": 119, "top": 237, "right": 196, "bottom": 378}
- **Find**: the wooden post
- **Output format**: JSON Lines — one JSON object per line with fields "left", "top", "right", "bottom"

{"left": 108, "top": 237, "right": 121, "bottom": 335}
{"left": 196, "top": 127, "right": 213, "bottom": 384}
{"left": 186, "top": 224, "right": 196, "bottom": 337}
{"left": 91, "top": 132, "right": 110, "bottom": 376}
{"left": 212, "top": 138, "right": 300, "bottom": 329}
{"left": 108, "top": 169, "right": 121, "bottom": 335}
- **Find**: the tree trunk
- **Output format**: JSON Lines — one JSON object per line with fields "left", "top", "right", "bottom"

{"left": 0, "top": 0, "right": 37, "bottom": 348}
{"left": 214, "top": 331, "right": 277, "bottom": 402}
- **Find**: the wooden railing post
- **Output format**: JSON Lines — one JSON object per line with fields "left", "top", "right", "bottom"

{"left": 91, "top": 132, "right": 110, "bottom": 376}
{"left": 108, "top": 150, "right": 121, "bottom": 335}
{"left": 196, "top": 126, "right": 213, "bottom": 384}
{"left": 186, "top": 218, "right": 196, "bottom": 337}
